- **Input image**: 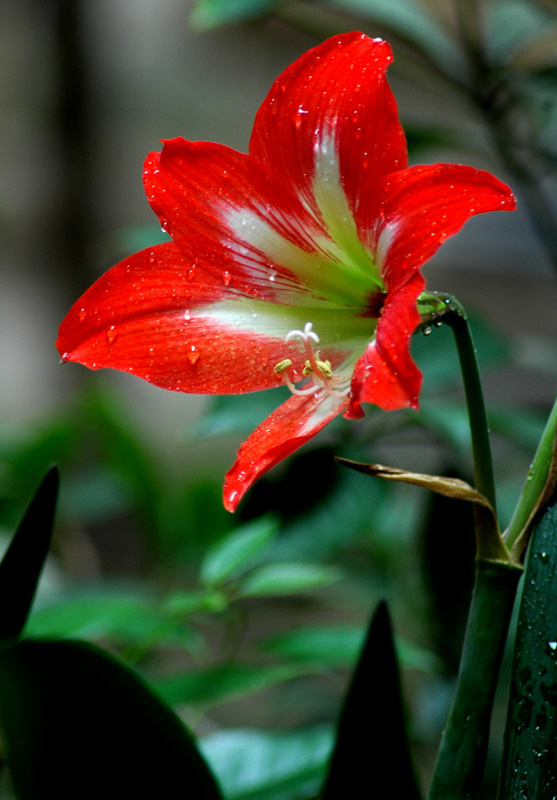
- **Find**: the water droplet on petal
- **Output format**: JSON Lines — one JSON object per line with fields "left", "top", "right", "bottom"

{"left": 106, "top": 325, "right": 118, "bottom": 345}
{"left": 187, "top": 345, "right": 200, "bottom": 365}
{"left": 186, "top": 267, "right": 196, "bottom": 281}
{"left": 78, "top": 308, "right": 87, "bottom": 322}
{"left": 222, "top": 270, "right": 231, "bottom": 286}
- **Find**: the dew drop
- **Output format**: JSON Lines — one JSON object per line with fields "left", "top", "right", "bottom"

{"left": 184, "top": 309, "right": 191, "bottom": 322}
{"left": 422, "top": 326, "right": 432, "bottom": 336}
{"left": 78, "top": 308, "right": 87, "bottom": 322}
{"left": 106, "top": 325, "right": 118, "bottom": 345}
{"left": 187, "top": 345, "right": 200, "bottom": 365}
{"left": 186, "top": 267, "right": 196, "bottom": 281}
{"left": 222, "top": 270, "right": 231, "bottom": 286}
{"left": 540, "top": 551, "right": 550, "bottom": 564}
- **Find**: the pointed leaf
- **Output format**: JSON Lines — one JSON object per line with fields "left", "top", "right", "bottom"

{"left": 0, "top": 639, "right": 223, "bottom": 799}
{"left": 200, "top": 515, "right": 279, "bottom": 585}
{"left": 238, "top": 563, "right": 342, "bottom": 597}
{"left": 320, "top": 601, "right": 421, "bottom": 799}
{"left": 499, "top": 501, "right": 557, "bottom": 798}
{"left": 0, "top": 466, "right": 59, "bottom": 644}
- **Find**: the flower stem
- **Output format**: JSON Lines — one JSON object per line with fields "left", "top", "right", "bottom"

{"left": 420, "top": 295, "right": 522, "bottom": 796}
{"left": 443, "top": 304, "right": 497, "bottom": 514}
{"left": 428, "top": 559, "right": 522, "bottom": 799}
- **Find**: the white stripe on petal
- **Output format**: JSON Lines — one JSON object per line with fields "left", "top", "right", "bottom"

{"left": 312, "top": 132, "right": 383, "bottom": 289}
{"left": 375, "top": 222, "right": 398, "bottom": 273}
{"left": 224, "top": 205, "right": 373, "bottom": 307}
{"left": 196, "top": 296, "right": 376, "bottom": 353}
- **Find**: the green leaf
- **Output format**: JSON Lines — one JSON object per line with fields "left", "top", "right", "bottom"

{"left": 263, "top": 624, "right": 440, "bottom": 674}
{"left": 0, "top": 466, "right": 59, "bottom": 644}
{"left": 499, "top": 501, "right": 557, "bottom": 797}
{"left": 320, "top": 602, "right": 421, "bottom": 799}
{"left": 238, "top": 562, "right": 342, "bottom": 597}
{"left": 27, "top": 588, "right": 201, "bottom": 651}
{"left": 200, "top": 515, "right": 279, "bottom": 586}
{"left": 486, "top": 0, "right": 552, "bottom": 62}
{"left": 0, "top": 639, "right": 223, "bottom": 799}
{"left": 190, "top": 0, "right": 278, "bottom": 29}
{"left": 200, "top": 726, "right": 333, "bottom": 800}
{"left": 155, "top": 663, "right": 304, "bottom": 708}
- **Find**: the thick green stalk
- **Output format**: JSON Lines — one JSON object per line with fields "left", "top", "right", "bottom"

{"left": 428, "top": 560, "right": 522, "bottom": 799}
{"left": 424, "top": 300, "right": 522, "bottom": 797}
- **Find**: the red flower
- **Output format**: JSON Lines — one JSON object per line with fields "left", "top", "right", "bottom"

{"left": 57, "top": 32, "right": 515, "bottom": 511}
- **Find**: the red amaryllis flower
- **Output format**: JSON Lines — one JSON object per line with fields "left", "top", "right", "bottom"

{"left": 57, "top": 32, "right": 515, "bottom": 511}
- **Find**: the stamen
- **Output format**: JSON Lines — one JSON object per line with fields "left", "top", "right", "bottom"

{"left": 274, "top": 322, "right": 350, "bottom": 401}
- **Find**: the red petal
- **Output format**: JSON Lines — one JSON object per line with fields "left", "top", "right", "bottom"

{"left": 223, "top": 392, "right": 348, "bottom": 512}
{"left": 347, "top": 272, "right": 425, "bottom": 417}
{"left": 368, "top": 164, "right": 517, "bottom": 292}
{"left": 143, "top": 139, "right": 333, "bottom": 304}
{"left": 56, "top": 243, "right": 315, "bottom": 394}
{"left": 250, "top": 32, "right": 407, "bottom": 224}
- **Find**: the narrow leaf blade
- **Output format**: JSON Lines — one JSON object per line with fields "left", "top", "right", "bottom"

{"left": 320, "top": 601, "right": 421, "bottom": 799}
{"left": 0, "top": 466, "right": 59, "bottom": 643}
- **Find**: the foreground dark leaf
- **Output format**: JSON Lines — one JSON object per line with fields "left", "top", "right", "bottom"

{"left": 0, "top": 466, "right": 59, "bottom": 644}
{"left": 499, "top": 501, "right": 557, "bottom": 798}
{"left": 320, "top": 601, "right": 421, "bottom": 799}
{"left": 0, "top": 639, "right": 224, "bottom": 800}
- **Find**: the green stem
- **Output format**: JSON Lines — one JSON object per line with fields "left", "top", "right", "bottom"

{"left": 428, "top": 560, "right": 522, "bottom": 799}
{"left": 443, "top": 309, "right": 497, "bottom": 514}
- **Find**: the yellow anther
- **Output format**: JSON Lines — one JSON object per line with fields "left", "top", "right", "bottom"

{"left": 316, "top": 359, "right": 333, "bottom": 379}
{"left": 274, "top": 358, "right": 293, "bottom": 376}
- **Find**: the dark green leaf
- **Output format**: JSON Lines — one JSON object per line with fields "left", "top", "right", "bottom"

{"left": 320, "top": 602, "right": 421, "bottom": 799}
{"left": 0, "top": 639, "right": 223, "bottom": 799}
{"left": 0, "top": 466, "right": 59, "bottom": 644}
{"left": 499, "top": 501, "right": 557, "bottom": 798}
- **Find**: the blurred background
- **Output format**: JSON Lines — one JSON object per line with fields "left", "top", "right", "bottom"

{"left": 1, "top": 0, "right": 556, "bottom": 796}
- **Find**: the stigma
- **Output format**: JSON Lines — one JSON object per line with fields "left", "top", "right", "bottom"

{"left": 274, "top": 323, "right": 350, "bottom": 400}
